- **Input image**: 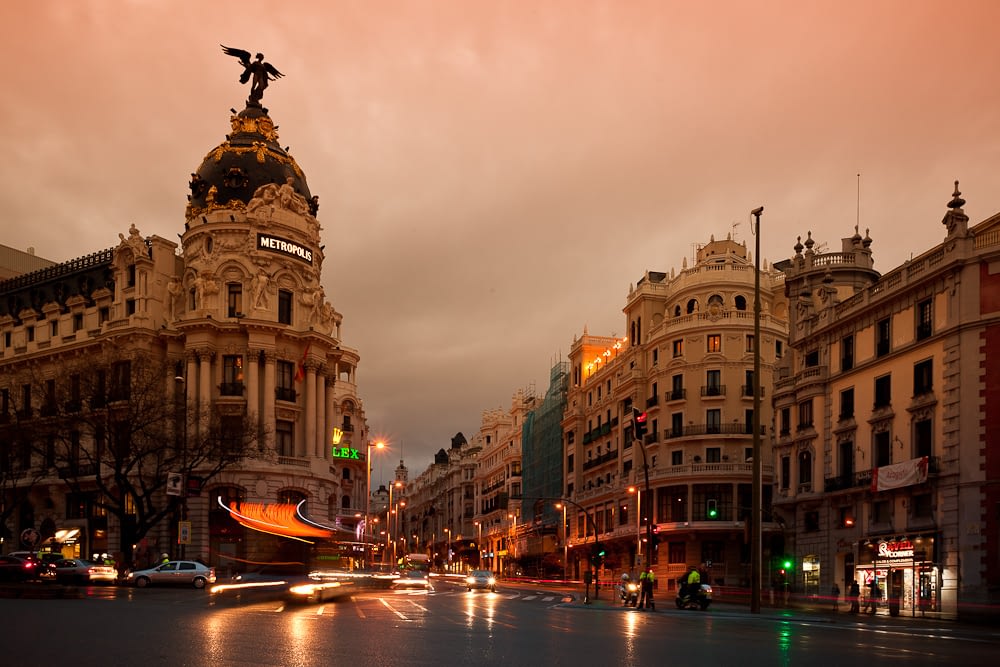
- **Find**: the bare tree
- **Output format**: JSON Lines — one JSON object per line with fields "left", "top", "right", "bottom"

{"left": 0, "top": 409, "right": 49, "bottom": 547}
{"left": 36, "top": 346, "right": 271, "bottom": 567}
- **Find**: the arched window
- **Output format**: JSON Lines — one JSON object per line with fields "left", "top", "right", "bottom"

{"left": 708, "top": 294, "right": 724, "bottom": 307}
{"left": 734, "top": 295, "right": 747, "bottom": 311}
{"left": 686, "top": 299, "right": 698, "bottom": 314}
{"left": 342, "top": 468, "right": 351, "bottom": 480}
{"left": 674, "top": 305, "right": 681, "bottom": 317}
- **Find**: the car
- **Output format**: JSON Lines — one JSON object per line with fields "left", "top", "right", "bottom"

{"left": 8, "top": 551, "right": 59, "bottom": 580}
{"left": 0, "top": 555, "right": 37, "bottom": 582}
{"left": 126, "top": 560, "right": 216, "bottom": 589}
{"left": 51, "top": 558, "right": 117, "bottom": 585}
{"left": 466, "top": 570, "right": 497, "bottom": 592}
{"left": 392, "top": 570, "right": 432, "bottom": 591}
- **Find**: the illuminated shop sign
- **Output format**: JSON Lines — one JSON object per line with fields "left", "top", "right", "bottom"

{"left": 876, "top": 539, "right": 914, "bottom": 562}
{"left": 332, "top": 446, "right": 360, "bottom": 460}
{"left": 257, "top": 233, "right": 313, "bottom": 264}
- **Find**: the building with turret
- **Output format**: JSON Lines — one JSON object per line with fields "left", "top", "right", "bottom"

{"left": 0, "top": 74, "right": 369, "bottom": 571}
{"left": 773, "top": 184, "right": 1000, "bottom": 621}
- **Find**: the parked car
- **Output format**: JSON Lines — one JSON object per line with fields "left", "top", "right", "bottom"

{"left": 8, "top": 552, "right": 58, "bottom": 580}
{"left": 0, "top": 555, "right": 37, "bottom": 582}
{"left": 126, "top": 560, "right": 216, "bottom": 589}
{"left": 465, "top": 570, "right": 497, "bottom": 592}
{"left": 51, "top": 558, "right": 117, "bottom": 585}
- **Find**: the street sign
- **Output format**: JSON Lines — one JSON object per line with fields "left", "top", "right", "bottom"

{"left": 178, "top": 521, "right": 191, "bottom": 545}
{"left": 20, "top": 528, "right": 40, "bottom": 547}
{"left": 166, "top": 472, "right": 183, "bottom": 496}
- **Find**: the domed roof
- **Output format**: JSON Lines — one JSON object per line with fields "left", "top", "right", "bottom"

{"left": 188, "top": 105, "right": 311, "bottom": 213}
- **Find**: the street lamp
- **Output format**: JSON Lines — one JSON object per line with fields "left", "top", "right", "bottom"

{"left": 751, "top": 205, "right": 764, "bottom": 614}
{"left": 443, "top": 527, "right": 451, "bottom": 572}
{"left": 174, "top": 375, "right": 189, "bottom": 560}
{"left": 628, "top": 486, "right": 641, "bottom": 570}
{"left": 507, "top": 512, "right": 518, "bottom": 577}
{"left": 365, "top": 440, "right": 385, "bottom": 569}
{"left": 555, "top": 503, "right": 568, "bottom": 580}
{"left": 387, "top": 480, "right": 402, "bottom": 567}
{"left": 474, "top": 521, "right": 483, "bottom": 568}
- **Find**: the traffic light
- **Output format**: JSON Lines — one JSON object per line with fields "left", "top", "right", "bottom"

{"left": 591, "top": 541, "right": 606, "bottom": 566}
{"left": 706, "top": 499, "right": 719, "bottom": 519}
{"left": 632, "top": 408, "right": 648, "bottom": 440}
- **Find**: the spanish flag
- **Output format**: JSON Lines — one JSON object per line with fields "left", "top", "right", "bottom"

{"left": 294, "top": 342, "right": 311, "bottom": 383}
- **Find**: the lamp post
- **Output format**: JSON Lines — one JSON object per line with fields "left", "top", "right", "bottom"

{"left": 751, "top": 205, "right": 764, "bottom": 614}
{"left": 628, "top": 486, "right": 642, "bottom": 570}
{"left": 507, "top": 513, "right": 518, "bottom": 577}
{"left": 443, "top": 527, "right": 451, "bottom": 572}
{"left": 365, "top": 440, "right": 385, "bottom": 569}
{"left": 555, "top": 503, "right": 568, "bottom": 580}
{"left": 386, "top": 480, "right": 402, "bottom": 567}
{"left": 474, "top": 521, "right": 482, "bottom": 568}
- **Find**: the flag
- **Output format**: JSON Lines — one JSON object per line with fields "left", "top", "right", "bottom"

{"left": 294, "top": 342, "right": 311, "bottom": 383}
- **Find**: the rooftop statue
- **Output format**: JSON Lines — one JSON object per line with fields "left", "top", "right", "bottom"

{"left": 221, "top": 45, "right": 284, "bottom": 106}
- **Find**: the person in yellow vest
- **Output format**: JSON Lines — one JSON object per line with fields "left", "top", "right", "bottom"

{"left": 637, "top": 566, "right": 656, "bottom": 610}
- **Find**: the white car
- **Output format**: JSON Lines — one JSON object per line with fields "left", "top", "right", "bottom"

{"left": 466, "top": 570, "right": 497, "bottom": 592}
{"left": 126, "top": 560, "right": 216, "bottom": 589}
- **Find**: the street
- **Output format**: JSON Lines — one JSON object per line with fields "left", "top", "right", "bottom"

{"left": 4, "top": 580, "right": 999, "bottom": 666}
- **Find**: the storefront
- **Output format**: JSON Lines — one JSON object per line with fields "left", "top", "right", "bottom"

{"left": 855, "top": 533, "right": 939, "bottom": 616}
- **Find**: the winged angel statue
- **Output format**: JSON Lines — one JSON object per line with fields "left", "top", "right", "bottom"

{"left": 221, "top": 45, "right": 284, "bottom": 106}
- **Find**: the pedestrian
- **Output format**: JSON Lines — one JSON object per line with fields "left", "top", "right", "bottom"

{"left": 849, "top": 580, "right": 861, "bottom": 614}
{"left": 831, "top": 582, "right": 840, "bottom": 612}
{"left": 637, "top": 566, "right": 655, "bottom": 611}
{"left": 868, "top": 579, "right": 879, "bottom": 615}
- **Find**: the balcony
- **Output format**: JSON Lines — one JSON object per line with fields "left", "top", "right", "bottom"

{"left": 645, "top": 395, "right": 659, "bottom": 408}
{"left": 582, "top": 449, "right": 619, "bottom": 471}
{"left": 741, "top": 385, "right": 765, "bottom": 398}
{"left": 663, "top": 423, "right": 764, "bottom": 439}
{"left": 58, "top": 464, "right": 97, "bottom": 479}
{"left": 701, "top": 385, "right": 726, "bottom": 397}
{"left": 275, "top": 387, "right": 297, "bottom": 402}
{"left": 220, "top": 382, "right": 245, "bottom": 397}
{"left": 277, "top": 456, "right": 310, "bottom": 468}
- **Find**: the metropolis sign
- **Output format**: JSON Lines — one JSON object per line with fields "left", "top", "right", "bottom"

{"left": 257, "top": 233, "right": 313, "bottom": 264}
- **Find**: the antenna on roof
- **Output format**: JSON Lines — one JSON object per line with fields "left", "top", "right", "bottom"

{"left": 857, "top": 173, "right": 862, "bottom": 230}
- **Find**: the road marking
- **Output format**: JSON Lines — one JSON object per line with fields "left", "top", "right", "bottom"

{"left": 316, "top": 605, "right": 325, "bottom": 615}
{"left": 523, "top": 595, "right": 538, "bottom": 601}
{"left": 543, "top": 596, "right": 555, "bottom": 602}
{"left": 379, "top": 597, "right": 410, "bottom": 621}
{"left": 273, "top": 604, "right": 285, "bottom": 613}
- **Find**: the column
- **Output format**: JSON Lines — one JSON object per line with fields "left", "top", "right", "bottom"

{"left": 315, "top": 370, "right": 326, "bottom": 458}
{"left": 325, "top": 374, "right": 336, "bottom": 460}
{"left": 247, "top": 349, "right": 260, "bottom": 434}
{"left": 263, "top": 351, "right": 276, "bottom": 451}
{"left": 304, "top": 363, "right": 317, "bottom": 459}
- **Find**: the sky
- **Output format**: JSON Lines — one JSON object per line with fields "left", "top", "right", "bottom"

{"left": 3, "top": 0, "right": 1000, "bottom": 484}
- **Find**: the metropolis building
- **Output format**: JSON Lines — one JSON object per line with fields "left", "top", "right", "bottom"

{"left": 0, "top": 77, "right": 369, "bottom": 569}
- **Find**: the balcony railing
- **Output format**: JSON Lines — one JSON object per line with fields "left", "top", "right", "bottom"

{"left": 582, "top": 449, "right": 619, "bottom": 470}
{"left": 663, "top": 423, "right": 764, "bottom": 439}
{"left": 668, "top": 388, "right": 686, "bottom": 401}
{"left": 701, "top": 385, "right": 726, "bottom": 397}
{"left": 277, "top": 456, "right": 310, "bottom": 468}
{"left": 220, "top": 382, "right": 245, "bottom": 396}
{"left": 275, "top": 387, "right": 297, "bottom": 402}
{"left": 741, "top": 385, "right": 765, "bottom": 398}
{"left": 58, "top": 464, "right": 97, "bottom": 478}
{"left": 645, "top": 395, "right": 659, "bottom": 408}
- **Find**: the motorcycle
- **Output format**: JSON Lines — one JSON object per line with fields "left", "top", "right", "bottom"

{"left": 675, "top": 583, "right": 712, "bottom": 610}
{"left": 620, "top": 580, "right": 639, "bottom": 606}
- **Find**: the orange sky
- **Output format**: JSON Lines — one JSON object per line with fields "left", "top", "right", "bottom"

{"left": 3, "top": 0, "right": 999, "bottom": 477}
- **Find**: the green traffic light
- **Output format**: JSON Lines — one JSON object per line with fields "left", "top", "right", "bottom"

{"left": 782, "top": 559, "right": 792, "bottom": 569}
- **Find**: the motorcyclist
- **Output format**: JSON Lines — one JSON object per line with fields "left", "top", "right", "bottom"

{"left": 619, "top": 572, "right": 637, "bottom": 606}
{"left": 684, "top": 565, "right": 702, "bottom": 603}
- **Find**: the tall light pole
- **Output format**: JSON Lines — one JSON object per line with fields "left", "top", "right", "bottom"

{"left": 365, "top": 440, "right": 385, "bottom": 569}
{"left": 174, "top": 375, "right": 189, "bottom": 560}
{"left": 628, "top": 486, "right": 642, "bottom": 571}
{"left": 386, "top": 480, "right": 401, "bottom": 567}
{"left": 555, "top": 503, "right": 568, "bottom": 580}
{"left": 474, "top": 521, "right": 482, "bottom": 568}
{"left": 751, "top": 205, "right": 764, "bottom": 614}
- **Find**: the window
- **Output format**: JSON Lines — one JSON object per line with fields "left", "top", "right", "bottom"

{"left": 780, "top": 407, "right": 791, "bottom": 436}
{"left": 127, "top": 264, "right": 136, "bottom": 288}
{"left": 73, "top": 313, "right": 83, "bottom": 332}
{"left": 51, "top": 320, "right": 58, "bottom": 337}
{"left": 874, "top": 374, "right": 892, "bottom": 408}
{"left": 804, "top": 349, "right": 819, "bottom": 367}
{"left": 27, "top": 327, "right": 35, "bottom": 342}
{"left": 797, "top": 400, "right": 813, "bottom": 430}
{"left": 671, "top": 412, "right": 683, "bottom": 437}
{"left": 706, "top": 409, "right": 721, "bottom": 434}
{"left": 911, "top": 493, "right": 933, "bottom": 519}
{"left": 743, "top": 370, "right": 755, "bottom": 397}
{"left": 109, "top": 360, "right": 131, "bottom": 402}
{"left": 872, "top": 499, "right": 891, "bottom": 524}
{"left": 876, "top": 317, "right": 891, "bottom": 357}
{"left": 744, "top": 409, "right": 754, "bottom": 434}
{"left": 707, "top": 334, "right": 721, "bottom": 353}
{"left": 776, "top": 340, "right": 783, "bottom": 359}
{"left": 914, "top": 419, "right": 932, "bottom": 458}
{"left": 671, "top": 374, "right": 684, "bottom": 400}
{"left": 227, "top": 283, "right": 243, "bottom": 318}
{"left": 735, "top": 295, "right": 747, "bottom": 311}
{"left": 671, "top": 450, "right": 683, "bottom": 466}
{"left": 705, "top": 447, "right": 721, "bottom": 463}
{"left": 746, "top": 334, "right": 755, "bottom": 352}
{"left": 276, "top": 421, "right": 294, "bottom": 457}
{"left": 126, "top": 299, "right": 136, "bottom": 315}
{"left": 780, "top": 456, "right": 790, "bottom": 489}
{"left": 567, "top": 454, "right": 574, "bottom": 473}
{"left": 705, "top": 370, "right": 721, "bottom": 396}
{"left": 672, "top": 339, "right": 683, "bottom": 357}
{"left": 798, "top": 450, "right": 812, "bottom": 488}
{"left": 276, "top": 360, "right": 296, "bottom": 401}
{"left": 874, "top": 430, "right": 891, "bottom": 467}
{"left": 99, "top": 307, "right": 110, "bottom": 324}
{"left": 839, "top": 388, "right": 855, "bottom": 420}
{"left": 840, "top": 336, "right": 854, "bottom": 371}
{"left": 913, "top": 359, "right": 933, "bottom": 396}
{"left": 668, "top": 541, "right": 686, "bottom": 565}
{"left": 278, "top": 289, "right": 293, "bottom": 324}
{"left": 651, "top": 348, "right": 658, "bottom": 366}
{"left": 686, "top": 299, "right": 697, "bottom": 314}
{"left": 838, "top": 440, "right": 854, "bottom": 480}
{"left": 916, "top": 299, "right": 932, "bottom": 340}
{"left": 222, "top": 355, "right": 244, "bottom": 396}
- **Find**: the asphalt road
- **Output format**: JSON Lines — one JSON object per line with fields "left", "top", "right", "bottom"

{"left": 4, "top": 579, "right": 999, "bottom": 667}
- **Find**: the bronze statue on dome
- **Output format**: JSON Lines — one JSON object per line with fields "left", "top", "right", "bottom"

{"left": 221, "top": 45, "right": 284, "bottom": 106}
